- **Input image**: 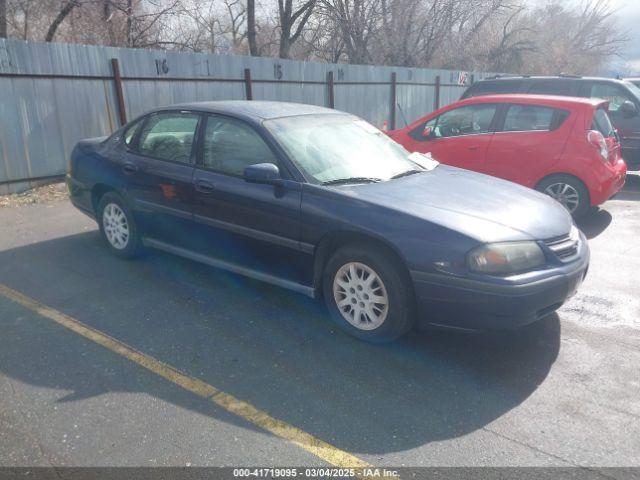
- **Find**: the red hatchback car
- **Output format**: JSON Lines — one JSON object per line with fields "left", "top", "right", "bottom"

{"left": 389, "top": 94, "right": 627, "bottom": 217}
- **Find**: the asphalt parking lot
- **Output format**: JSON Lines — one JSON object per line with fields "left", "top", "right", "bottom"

{"left": 0, "top": 175, "right": 639, "bottom": 472}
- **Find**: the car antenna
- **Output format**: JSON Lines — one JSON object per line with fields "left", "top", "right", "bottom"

{"left": 397, "top": 102, "right": 409, "bottom": 127}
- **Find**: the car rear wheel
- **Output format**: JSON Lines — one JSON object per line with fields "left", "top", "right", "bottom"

{"left": 97, "top": 192, "right": 142, "bottom": 259}
{"left": 536, "top": 174, "right": 590, "bottom": 218}
{"left": 322, "top": 244, "right": 415, "bottom": 343}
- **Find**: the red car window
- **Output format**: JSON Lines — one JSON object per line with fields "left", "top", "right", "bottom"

{"left": 411, "top": 104, "right": 498, "bottom": 140}
{"left": 502, "top": 105, "right": 568, "bottom": 132}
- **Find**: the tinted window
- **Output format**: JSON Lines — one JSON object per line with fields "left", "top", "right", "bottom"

{"left": 203, "top": 116, "right": 277, "bottom": 176}
{"left": 463, "top": 80, "right": 524, "bottom": 98}
{"left": 137, "top": 112, "right": 199, "bottom": 163}
{"left": 528, "top": 80, "right": 577, "bottom": 96}
{"left": 588, "top": 83, "right": 633, "bottom": 113}
{"left": 428, "top": 104, "right": 497, "bottom": 138}
{"left": 502, "top": 105, "right": 563, "bottom": 132}
{"left": 592, "top": 108, "right": 615, "bottom": 137}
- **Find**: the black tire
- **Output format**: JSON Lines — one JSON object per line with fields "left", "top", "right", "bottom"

{"left": 536, "top": 174, "right": 590, "bottom": 219}
{"left": 97, "top": 191, "right": 142, "bottom": 259}
{"left": 322, "top": 244, "right": 415, "bottom": 343}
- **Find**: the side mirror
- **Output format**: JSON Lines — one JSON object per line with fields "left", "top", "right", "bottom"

{"left": 619, "top": 100, "right": 638, "bottom": 118}
{"left": 422, "top": 126, "right": 433, "bottom": 139}
{"left": 244, "top": 163, "right": 282, "bottom": 185}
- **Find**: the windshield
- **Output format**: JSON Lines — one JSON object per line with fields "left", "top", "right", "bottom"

{"left": 264, "top": 114, "right": 425, "bottom": 185}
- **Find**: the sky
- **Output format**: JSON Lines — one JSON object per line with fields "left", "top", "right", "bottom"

{"left": 603, "top": 0, "right": 640, "bottom": 74}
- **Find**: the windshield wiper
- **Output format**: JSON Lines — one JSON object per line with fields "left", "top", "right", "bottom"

{"left": 321, "top": 177, "right": 383, "bottom": 186}
{"left": 391, "top": 169, "right": 424, "bottom": 179}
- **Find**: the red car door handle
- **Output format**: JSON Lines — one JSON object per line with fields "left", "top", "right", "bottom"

{"left": 467, "top": 145, "right": 479, "bottom": 151}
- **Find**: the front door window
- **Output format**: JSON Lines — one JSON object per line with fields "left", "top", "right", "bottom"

{"left": 202, "top": 116, "right": 278, "bottom": 176}
{"left": 429, "top": 104, "right": 497, "bottom": 138}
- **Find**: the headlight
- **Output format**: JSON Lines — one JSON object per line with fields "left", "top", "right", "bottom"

{"left": 467, "top": 241, "right": 545, "bottom": 275}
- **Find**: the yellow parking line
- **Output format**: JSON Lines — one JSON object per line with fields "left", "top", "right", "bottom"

{"left": 0, "top": 284, "right": 371, "bottom": 469}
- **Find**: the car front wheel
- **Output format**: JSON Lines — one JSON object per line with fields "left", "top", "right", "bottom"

{"left": 97, "top": 191, "right": 142, "bottom": 259}
{"left": 322, "top": 244, "right": 415, "bottom": 343}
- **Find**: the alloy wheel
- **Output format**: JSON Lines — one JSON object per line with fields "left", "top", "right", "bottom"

{"left": 102, "top": 203, "right": 130, "bottom": 250}
{"left": 332, "top": 262, "right": 389, "bottom": 330}
{"left": 544, "top": 182, "right": 580, "bottom": 213}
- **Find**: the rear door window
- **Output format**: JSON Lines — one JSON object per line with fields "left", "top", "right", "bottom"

{"left": 592, "top": 108, "right": 616, "bottom": 138}
{"left": 137, "top": 112, "right": 200, "bottom": 163}
{"left": 501, "top": 105, "right": 568, "bottom": 132}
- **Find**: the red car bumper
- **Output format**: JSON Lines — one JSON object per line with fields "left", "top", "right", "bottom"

{"left": 589, "top": 159, "right": 627, "bottom": 206}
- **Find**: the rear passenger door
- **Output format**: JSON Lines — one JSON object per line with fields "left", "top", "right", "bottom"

{"left": 122, "top": 110, "right": 200, "bottom": 246}
{"left": 485, "top": 104, "right": 571, "bottom": 187}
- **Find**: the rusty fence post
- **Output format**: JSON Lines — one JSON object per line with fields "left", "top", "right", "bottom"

{"left": 434, "top": 75, "right": 441, "bottom": 111}
{"left": 390, "top": 72, "right": 397, "bottom": 130}
{"left": 244, "top": 68, "right": 253, "bottom": 100}
{"left": 110, "top": 58, "right": 127, "bottom": 126}
{"left": 327, "top": 71, "right": 335, "bottom": 109}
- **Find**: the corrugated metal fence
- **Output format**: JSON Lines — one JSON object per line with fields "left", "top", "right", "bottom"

{"left": 0, "top": 38, "right": 496, "bottom": 194}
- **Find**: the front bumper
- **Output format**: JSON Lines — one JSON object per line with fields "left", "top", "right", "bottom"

{"left": 411, "top": 235, "right": 590, "bottom": 331}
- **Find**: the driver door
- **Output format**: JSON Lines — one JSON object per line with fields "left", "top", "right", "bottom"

{"left": 188, "top": 114, "right": 308, "bottom": 284}
{"left": 408, "top": 104, "right": 498, "bottom": 173}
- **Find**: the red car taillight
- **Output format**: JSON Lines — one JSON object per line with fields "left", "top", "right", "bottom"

{"left": 587, "top": 130, "right": 608, "bottom": 161}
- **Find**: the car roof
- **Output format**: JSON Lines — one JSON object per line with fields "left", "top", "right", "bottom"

{"left": 161, "top": 100, "right": 339, "bottom": 120}
{"left": 472, "top": 75, "right": 639, "bottom": 89}
{"left": 457, "top": 93, "right": 606, "bottom": 108}
{"left": 479, "top": 75, "right": 625, "bottom": 82}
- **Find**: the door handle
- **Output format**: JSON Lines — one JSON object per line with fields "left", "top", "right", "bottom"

{"left": 195, "top": 180, "right": 216, "bottom": 194}
{"left": 122, "top": 163, "right": 138, "bottom": 175}
{"left": 467, "top": 145, "right": 479, "bottom": 151}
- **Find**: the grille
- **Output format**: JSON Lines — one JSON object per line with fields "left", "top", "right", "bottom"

{"left": 544, "top": 233, "right": 579, "bottom": 261}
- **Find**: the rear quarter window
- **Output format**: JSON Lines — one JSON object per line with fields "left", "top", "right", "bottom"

{"left": 123, "top": 119, "right": 143, "bottom": 146}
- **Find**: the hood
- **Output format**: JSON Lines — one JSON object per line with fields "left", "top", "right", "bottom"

{"left": 338, "top": 165, "right": 572, "bottom": 242}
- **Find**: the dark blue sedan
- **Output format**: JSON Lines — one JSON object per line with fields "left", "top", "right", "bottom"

{"left": 67, "top": 101, "right": 589, "bottom": 342}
